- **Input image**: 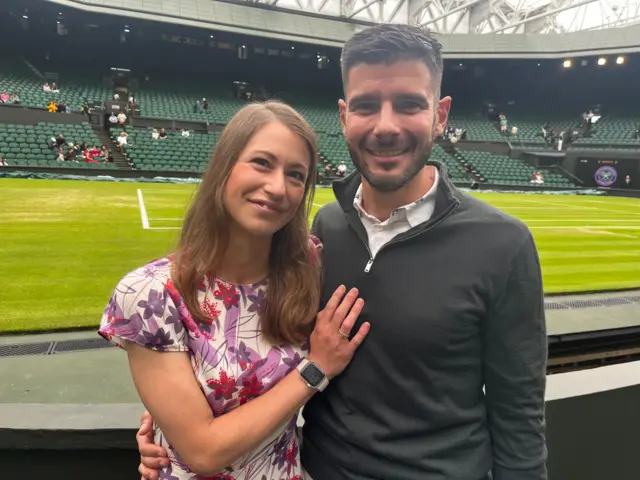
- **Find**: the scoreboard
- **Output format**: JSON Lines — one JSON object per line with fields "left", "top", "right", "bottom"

{"left": 576, "top": 158, "right": 639, "bottom": 188}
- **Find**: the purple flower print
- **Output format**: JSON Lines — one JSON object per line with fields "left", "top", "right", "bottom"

{"left": 142, "top": 328, "right": 174, "bottom": 350}
{"left": 247, "top": 289, "right": 266, "bottom": 313}
{"left": 282, "top": 352, "right": 302, "bottom": 369}
{"left": 138, "top": 289, "right": 166, "bottom": 320}
{"left": 158, "top": 463, "right": 179, "bottom": 480}
{"left": 271, "top": 434, "right": 289, "bottom": 469}
{"left": 104, "top": 294, "right": 124, "bottom": 320}
{"left": 228, "top": 341, "right": 251, "bottom": 367}
{"left": 163, "top": 304, "right": 183, "bottom": 334}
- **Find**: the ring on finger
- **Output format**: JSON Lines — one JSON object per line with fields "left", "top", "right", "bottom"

{"left": 338, "top": 329, "right": 350, "bottom": 339}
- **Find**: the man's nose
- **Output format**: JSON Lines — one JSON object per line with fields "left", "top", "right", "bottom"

{"left": 372, "top": 103, "right": 401, "bottom": 139}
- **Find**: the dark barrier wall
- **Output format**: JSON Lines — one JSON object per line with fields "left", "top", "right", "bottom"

{"left": 0, "top": 105, "right": 88, "bottom": 126}
{"left": 2, "top": 384, "right": 640, "bottom": 479}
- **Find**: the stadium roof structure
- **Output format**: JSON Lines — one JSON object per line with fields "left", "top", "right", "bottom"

{"left": 241, "top": 0, "right": 640, "bottom": 34}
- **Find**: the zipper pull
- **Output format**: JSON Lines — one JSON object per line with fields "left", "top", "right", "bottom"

{"left": 364, "top": 258, "right": 373, "bottom": 273}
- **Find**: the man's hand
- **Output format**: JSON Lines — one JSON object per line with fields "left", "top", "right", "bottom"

{"left": 137, "top": 411, "right": 170, "bottom": 480}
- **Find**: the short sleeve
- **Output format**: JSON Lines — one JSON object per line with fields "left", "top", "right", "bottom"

{"left": 98, "top": 269, "right": 189, "bottom": 353}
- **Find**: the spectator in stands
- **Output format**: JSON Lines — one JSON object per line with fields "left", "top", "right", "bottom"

{"left": 624, "top": 175, "right": 632, "bottom": 188}
{"left": 151, "top": 128, "right": 159, "bottom": 140}
{"left": 108, "top": 112, "right": 118, "bottom": 124}
{"left": 159, "top": 128, "right": 168, "bottom": 140}
{"left": 541, "top": 123, "right": 551, "bottom": 143}
{"left": 499, "top": 113, "right": 508, "bottom": 134}
{"left": 43, "top": 82, "right": 51, "bottom": 92}
{"left": 47, "top": 100, "right": 57, "bottom": 113}
{"left": 337, "top": 162, "right": 346, "bottom": 177}
{"left": 82, "top": 102, "right": 90, "bottom": 115}
{"left": 55, "top": 135, "right": 66, "bottom": 149}
{"left": 56, "top": 147, "right": 65, "bottom": 162}
{"left": 65, "top": 146, "right": 77, "bottom": 162}
{"left": 99, "top": 101, "right": 358, "bottom": 480}
{"left": 0, "top": 91, "right": 8, "bottom": 103}
{"left": 202, "top": 98, "right": 209, "bottom": 111}
{"left": 634, "top": 125, "right": 639, "bottom": 139}
{"left": 0, "top": 156, "right": 7, "bottom": 166}
{"left": 84, "top": 146, "right": 100, "bottom": 164}
{"left": 116, "top": 131, "right": 129, "bottom": 153}
{"left": 51, "top": 82, "right": 59, "bottom": 93}
{"left": 113, "top": 92, "right": 121, "bottom": 101}
{"left": 100, "top": 145, "right": 112, "bottom": 162}
{"left": 194, "top": 99, "right": 202, "bottom": 113}
{"left": 181, "top": 128, "right": 190, "bottom": 137}
{"left": 117, "top": 111, "right": 127, "bottom": 125}
{"left": 9, "top": 92, "right": 20, "bottom": 104}
{"left": 137, "top": 24, "right": 547, "bottom": 480}
{"left": 511, "top": 125, "right": 518, "bottom": 136}
{"left": 530, "top": 171, "right": 544, "bottom": 184}
{"left": 556, "top": 131, "right": 565, "bottom": 151}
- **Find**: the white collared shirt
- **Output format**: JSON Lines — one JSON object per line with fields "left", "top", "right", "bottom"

{"left": 353, "top": 167, "right": 439, "bottom": 260}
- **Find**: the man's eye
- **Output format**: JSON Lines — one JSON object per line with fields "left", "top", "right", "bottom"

{"left": 400, "top": 102, "right": 420, "bottom": 110}
{"left": 352, "top": 103, "right": 376, "bottom": 112}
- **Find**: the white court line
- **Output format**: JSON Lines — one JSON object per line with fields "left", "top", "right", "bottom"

{"left": 578, "top": 228, "right": 638, "bottom": 239}
{"left": 139, "top": 188, "right": 196, "bottom": 193}
{"left": 525, "top": 219, "right": 640, "bottom": 223}
{"left": 516, "top": 198, "right": 640, "bottom": 216}
{"left": 530, "top": 225, "right": 640, "bottom": 229}
{"left": 137, "top": 189, "right": 150, "bottom": 230}
{"left": 578, "top": 198, "right": 640, "bottom": 207}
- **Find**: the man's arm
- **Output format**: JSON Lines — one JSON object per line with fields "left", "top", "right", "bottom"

{"left": 484, "top": 229, "right": 548, "bottom": 480}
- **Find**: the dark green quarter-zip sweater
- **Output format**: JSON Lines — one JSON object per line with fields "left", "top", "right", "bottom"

{"left": 301, "top": 162, "right": 548, "bottom": 480}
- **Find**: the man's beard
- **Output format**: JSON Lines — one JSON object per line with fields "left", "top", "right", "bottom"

{"left": 347, "top": 135, "right": 436, "bottom": 193}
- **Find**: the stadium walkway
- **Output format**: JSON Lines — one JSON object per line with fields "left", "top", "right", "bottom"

{"left": 0, "top": 290, "right": 638, "bottom": 425}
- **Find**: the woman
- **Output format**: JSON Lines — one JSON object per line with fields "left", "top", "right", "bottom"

{"left": 98, "top": 101, "right": 370, "bottom": 480}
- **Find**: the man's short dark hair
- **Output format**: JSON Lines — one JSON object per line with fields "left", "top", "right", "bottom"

{"left": 340, "top": 24, "right": 443, "bottom": 96}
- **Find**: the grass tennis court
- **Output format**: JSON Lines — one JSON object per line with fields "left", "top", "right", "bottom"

{"left": 1, "top": 178, "right": 639, "bottom": 333}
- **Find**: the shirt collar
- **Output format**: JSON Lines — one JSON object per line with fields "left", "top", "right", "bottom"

{"left": 353, "top": 167, "right": 439, "bottom": 228}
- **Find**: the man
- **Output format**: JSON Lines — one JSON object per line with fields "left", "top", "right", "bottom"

{"left": 137, "top": 24, "right": 547, "bottom": 480}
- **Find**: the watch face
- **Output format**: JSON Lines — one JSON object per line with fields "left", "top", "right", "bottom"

{"left": 301, "top": 363, "right": 325, "bottom": 387}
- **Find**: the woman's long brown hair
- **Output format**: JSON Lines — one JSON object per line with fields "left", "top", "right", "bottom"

{"left": 172, "top": 101, "right": 321, "bottom": 345}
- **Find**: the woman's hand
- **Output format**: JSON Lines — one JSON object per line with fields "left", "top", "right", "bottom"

{"left": 137, "top": 411, "right": 169, "bottom": 480}
{"left": 307, "top": 285, "right": 370, "bottom": 380}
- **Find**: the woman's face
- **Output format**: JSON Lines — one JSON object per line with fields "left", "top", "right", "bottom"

{"left": 223, "top": 122, "right": 311, "bottom": 239}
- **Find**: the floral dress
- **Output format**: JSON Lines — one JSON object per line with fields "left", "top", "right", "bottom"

{"left": 98, "top": 256, "right": 310, "bottom": 480}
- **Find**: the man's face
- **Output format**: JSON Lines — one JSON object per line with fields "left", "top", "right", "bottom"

{"left": 339, "top": 60, "right": 450, "bottom": 192}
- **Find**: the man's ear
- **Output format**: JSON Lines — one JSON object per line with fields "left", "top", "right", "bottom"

{"left": 338, "top": 99, "right": 347, "bottom": 136}
{"left": 434, "top": 96, "right": 452, "bottom": 137}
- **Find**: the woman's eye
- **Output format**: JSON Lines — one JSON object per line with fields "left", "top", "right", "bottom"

{"left": 252, "top": 158, "right": 269, "bottom": 167}
{"left": 289, "top": 171, "right": 306, "bottom": 182}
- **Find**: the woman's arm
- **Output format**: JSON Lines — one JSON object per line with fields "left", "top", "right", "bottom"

{"left": 127, "top": 344, "right": 312, "bottom": 475}
{"left": 127, "top": 285, "right": 369, "bottom": 477}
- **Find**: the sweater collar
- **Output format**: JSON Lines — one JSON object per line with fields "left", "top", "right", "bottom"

{"left": 333, "top": 160, "right": 461, "bottom": 223}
